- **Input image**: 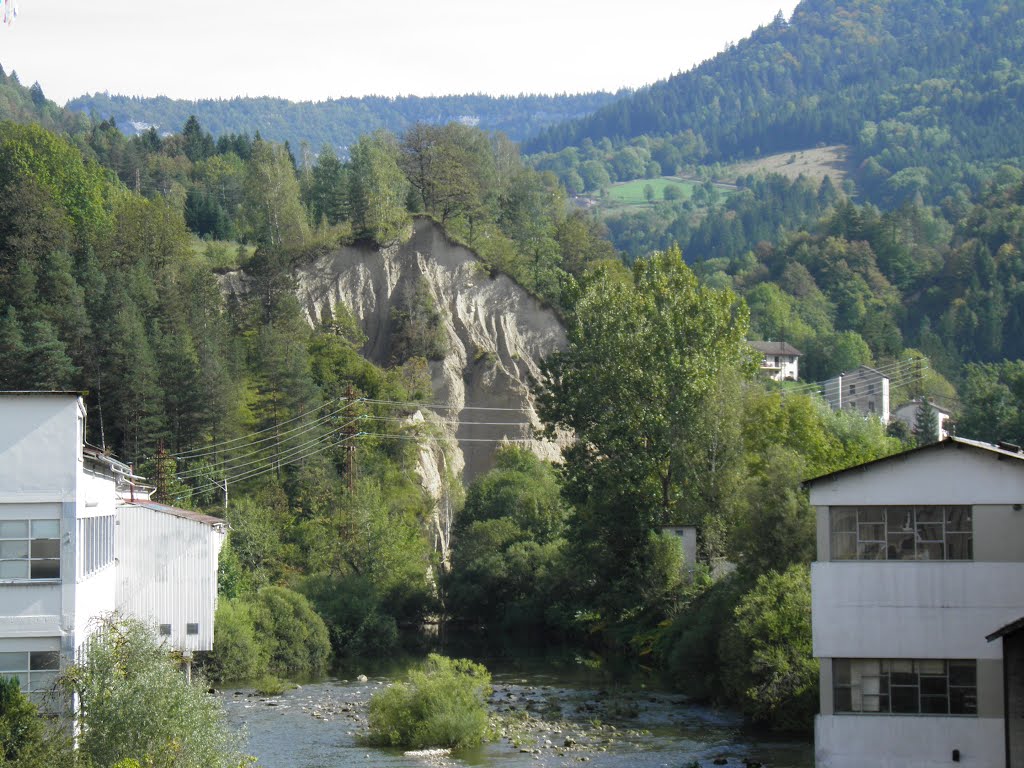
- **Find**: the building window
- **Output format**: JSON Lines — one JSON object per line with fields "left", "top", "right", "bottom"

{"left": 186, "top": 623, "right": 199, "bottom": 636}
{"left": 849, "top": 384, "right": 857, "bottom": 395}
{"left": 868, "top": 401, "right": 876, "bottom": 413}
{"left": 78, "top": 515, "right": 115, "bottom": 579}
{"left": 0, "top": 520, "right": 60, "bottom": 579}
{"left": 868, "top": 383, "right": 875, "bottom": 394}
{"left": 831, "top": 506, "right": 972, "bottom": 560}
{"left": 0, "top": 650, "right": 61, "bottom": 702}
{"left": 834, "top": 659, "right": 976, "bottom": 715}
{"left": 159, "top": 624, "right": 172, "bottom": 636}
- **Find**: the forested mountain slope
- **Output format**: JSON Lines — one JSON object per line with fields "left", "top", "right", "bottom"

{"left": 527, "top": 0, "right": 1024, "bottom": 204}
{"left": 66, "top": 91, "right": 622, "bottom": 152}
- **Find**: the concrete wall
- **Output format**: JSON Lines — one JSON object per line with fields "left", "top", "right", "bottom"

{"left": 816, "top": 715, "right": 1004, "bottom": 768}
{"left": 812, "top": 562, "right": 1024, "bottom": 660}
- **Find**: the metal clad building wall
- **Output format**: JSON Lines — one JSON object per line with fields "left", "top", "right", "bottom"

{"left": 115, "top": 505, "right": 224, "bottom": 652}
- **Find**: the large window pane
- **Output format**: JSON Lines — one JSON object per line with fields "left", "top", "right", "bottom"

{"left": 0, "top": 542, "right": 27, "bottom": 558}
{"left": 0, "top": 521, "right": 27, "bottom": 538}
{"left": 891, "top": 686, "right": 919, "bottom": 713}
{"left": 832, "top": 508, "right": 857, "bottom": 532}
{"left": 946, "top": 507, "right": 972, "bottom": 532}
{"left": 0, "top": 652, "right": 25, "bottom": 671}
{"left": 0, "top": 561, "right": 28, "bottom": 578}
{"left": 30, "top": 560, "right": 59, "bottom": 579}
{"left": 832, "top": 532, "right": 857, "bottom": 560}
{"left": 29, "top": 651, "right": 59, "bottom": 671}
{"left": 947, "top": 533, "right": 972, "bottom": 560}
{"left": 30, "top": 540, "right": 59, "bottom": 559}
{"left": 30, "top": 521, "right": 59, "bottom": 539}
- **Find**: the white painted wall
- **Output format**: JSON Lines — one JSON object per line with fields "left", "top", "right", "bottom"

{"left": 816, "top": 714, "right": 1004, "bottom": 768}
{"left": 0, "top": 395, "right": 81, "bottom": 503}
{"left": 812, "top": 562, "right": 1024, "bottom": 659}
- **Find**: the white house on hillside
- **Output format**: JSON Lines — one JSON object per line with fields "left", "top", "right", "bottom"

{"left": 0, "top": 392, "right": 225, "bottom": 704}
{"left": 807, "top": 437, "right": 1024, "bottom": 768}
{"left": 749, "top": 340, "right": 802, "bottom": 381}
{"left": 892, "top": 399, "right": 952, "bottom": 441}
{"left": 822, "top": 365, "right": 891, "bottom": 423}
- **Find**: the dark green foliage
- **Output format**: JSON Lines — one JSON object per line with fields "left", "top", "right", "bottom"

{"left": 390, "top": 278, "right": 448, "bottom": 363}
{"left": 914, "top": 399, "right": 940, "bottom": 445}
{"left": 67, "top": 92, "right": 621, "bottom": 152}
{"left": 206, "top": 599, "right": 268, "bottom": 683}
{"left": 365, "top": 655, "right": 492, "bottom": 750}
{"left": 958, "top": 360, "right": 1024, "bottom": 444}
{"left": 718, "top": 565, "right": 818, "bottom": 731}
{"left": 249, "top": 586, "right": 331, "bottom": 678}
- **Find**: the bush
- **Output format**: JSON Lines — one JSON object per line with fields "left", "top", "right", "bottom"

{"left": 250, "top": 586, "right": 332, "bottom": 678}
{"left": 364, "top": 655, "right": 492, "bottom": 749}
{"left": 61, "top": 617, "right": 247, "bottom": 768}
{"left": 206, "top": 599, "right": 268, "bottom": 683}
{"left": 0, "top": 676, "right": 73, "bottom": 767}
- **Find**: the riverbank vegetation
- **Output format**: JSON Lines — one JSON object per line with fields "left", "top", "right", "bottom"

{"left": 364, "top": 655, "right": 493, "bottom": 750}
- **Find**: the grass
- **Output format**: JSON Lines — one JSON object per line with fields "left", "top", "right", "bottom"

{"left": 190, "top": 237, "right": 255, "bottom": 271}
{"left": 604, "top": 177, "right": 698, "bottom": 206}
{"left": 720, "top": 144, "right": 850, "bottom": 186}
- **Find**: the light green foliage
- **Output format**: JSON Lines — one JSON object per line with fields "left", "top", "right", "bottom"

{"left": 536, "top": 245, "right": 753, "bottom": 621}
{"left": 365, "top": 655, "right": 492, "bottom": 750}
{"left": 249, "top": 586, "right": 331, "bottom": 678}
{"left": 242, "top": 139, "right": 309, "bottom": 249}
{"left": 719, "top": 565, "right": 818, "bottom": 731}
{"left": 460, "top": 446, "right": 568, "bottom": 541}
{"left": 62, "top": 617, "right": 247, "bottom": 768}
{"left": 349, "top": 131, "right": 411, "bottom": 245}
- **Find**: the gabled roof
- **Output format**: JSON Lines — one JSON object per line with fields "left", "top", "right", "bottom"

{"left": 893, "top": 399, "right": 953, "bottom": 416}
{"left": 987, "top": 616, "right": 1024, "bottom": 643}
{"left": 749, "top": 340, "right": 802, "bottom": 356}
{"left": 803, "top": 435, "right": 1024, "bottom": 487}
{"left": 118, "top": 499, "right": 227, "bottom": 530}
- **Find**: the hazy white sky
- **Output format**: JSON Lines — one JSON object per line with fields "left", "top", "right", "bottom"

{"left": 0, "top": 0, "right": 799, "bottom": 105}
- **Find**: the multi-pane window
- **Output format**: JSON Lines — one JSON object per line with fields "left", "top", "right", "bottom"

{"left": 0, "top": 520, "right": 60, "bottom": 579}
{"left": 831, "top": 506, "right": 972, "bottom": 560}
{"left": 77, "top": 515, "right": 114, "bottom": 578}
{"left": 834, "top": 659, "right": 977, "bottom": 715}
{"left": 0, "top": 650, "right": 60, "bottom": 702}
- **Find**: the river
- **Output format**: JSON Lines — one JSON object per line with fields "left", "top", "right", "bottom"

{"left": 221, "top": 661, "right": 813, "bottom": 768}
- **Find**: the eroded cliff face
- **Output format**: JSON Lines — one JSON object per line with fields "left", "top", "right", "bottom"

{"left": 248, "top": 218, "right": 567, "bottom": 482}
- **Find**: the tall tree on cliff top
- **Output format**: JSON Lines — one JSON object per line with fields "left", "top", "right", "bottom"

{"left": 349, "top": 132, "right": 410, "bottom": 246}
{"left": 535, "top": 246, "right": 753, "bottom": 619}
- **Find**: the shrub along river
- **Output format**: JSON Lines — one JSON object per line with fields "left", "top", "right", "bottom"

{"left": 221, "top": 658, "right": 813, "bottom": 768}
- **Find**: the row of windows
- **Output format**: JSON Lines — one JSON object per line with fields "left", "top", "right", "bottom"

{"left": 78, "top": 515, "right": 114, "bottom": 579}
{"left": 834, "top": 659, "right": 977, "bottom": 715}
{"left": 0, "top": 520, "right": 60, "bottom": 579}
{"left": 159, "top": 623, "right": 200, "bottom": 636}
{"left": 831, "top": 506, "right": 972, "bottom": 561}
{"left": 0, "top": 650, "right": 60, "bottom": 702}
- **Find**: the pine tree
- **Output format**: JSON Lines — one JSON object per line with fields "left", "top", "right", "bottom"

{"left": 914, "top": 398, "right": 940, "bottom": 446}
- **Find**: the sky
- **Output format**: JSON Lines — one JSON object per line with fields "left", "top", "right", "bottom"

{"left": 0, "top": 0, "right": 800, "bottom": 105}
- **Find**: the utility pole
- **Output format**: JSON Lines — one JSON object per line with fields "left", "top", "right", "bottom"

{"left": 343, "top": 386, "right": 357, "bottom": 493}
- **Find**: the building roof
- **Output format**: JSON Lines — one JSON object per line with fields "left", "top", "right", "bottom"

{"left": 987, "top": 616, "right": 1024, "bottom": 642}
{"left": 803, "top": 435, "right": 1024, "bottom": 487}
{"left": 893, "top": 399, "right": 952, "bottom": 416}
{"left": 118, "top": 499, "right": 228, "bottom": 530}
{"left": 749, "top": 340, "right": 802, "bottom": 356}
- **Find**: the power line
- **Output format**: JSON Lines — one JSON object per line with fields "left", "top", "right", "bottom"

{"left": 171, "top": 397, "right": 359, "bottom": 459}
{"left": 174, "top": 415, "right": 364, "bottom": 481}
{"left": 360, "top": 397, "right": 537, "bottom": 413}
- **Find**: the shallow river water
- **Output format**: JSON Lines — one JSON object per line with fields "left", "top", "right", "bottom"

{"left": 222, "top": 665, "right": 813, "bottom": 768}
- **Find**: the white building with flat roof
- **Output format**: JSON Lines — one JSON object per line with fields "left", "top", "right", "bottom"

{"left": 807, "top": 436, "right": 1024, "bottom": 768}
{"left": 0, "top": 392, "right": 225, "bottom": 704}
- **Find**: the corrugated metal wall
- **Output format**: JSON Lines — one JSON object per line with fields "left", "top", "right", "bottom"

{"left": 114, "top": 505, "right": 224, "bottom": 652}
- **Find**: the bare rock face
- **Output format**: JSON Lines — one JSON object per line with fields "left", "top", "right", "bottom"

{"left": 294, "top": 218, "right": 567, "bottom": 482}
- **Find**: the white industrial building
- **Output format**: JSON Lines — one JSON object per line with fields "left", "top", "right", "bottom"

{"left": 0, "top": 392, "right": 225, "bottom": 704}
{"left": 808, "top": 436, "right": 1024, "bottom": 768}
